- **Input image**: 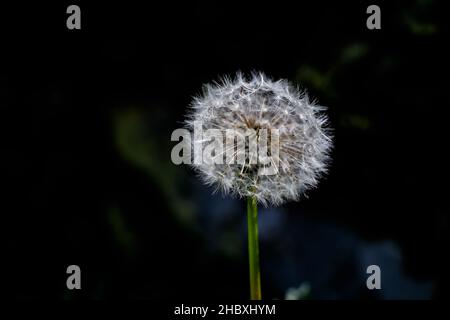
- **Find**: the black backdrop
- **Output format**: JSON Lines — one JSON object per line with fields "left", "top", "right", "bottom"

{"left": 2, "top": 1, "right": 449, "bottom": 299}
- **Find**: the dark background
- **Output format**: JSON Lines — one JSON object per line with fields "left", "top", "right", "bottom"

{"left": 2, "top": 0, "right": 448, "bottom": 299}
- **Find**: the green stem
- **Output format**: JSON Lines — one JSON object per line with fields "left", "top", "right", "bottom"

{"left": 247, "top": 196, "right": 261, "bottom": 300}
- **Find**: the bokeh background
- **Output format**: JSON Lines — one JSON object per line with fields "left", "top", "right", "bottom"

{"left": 2, "top": 0, "right": 449, "bottom": 299}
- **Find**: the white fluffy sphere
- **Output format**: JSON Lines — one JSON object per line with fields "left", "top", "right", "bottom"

{"left": 186, "top": 72, "right": 332, "bottom": 206}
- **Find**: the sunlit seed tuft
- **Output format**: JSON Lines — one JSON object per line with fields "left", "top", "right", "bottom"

{"left": 186, "top": 72, "right": 332, "bottom": 206}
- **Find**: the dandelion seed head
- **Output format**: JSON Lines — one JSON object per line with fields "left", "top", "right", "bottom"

{"left": 186, "top": 72, "right": 332, "bottom": 206}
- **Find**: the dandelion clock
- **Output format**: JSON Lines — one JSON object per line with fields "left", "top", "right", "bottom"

{"left": 185, "top": 72, "right": 332, "bottom": 299}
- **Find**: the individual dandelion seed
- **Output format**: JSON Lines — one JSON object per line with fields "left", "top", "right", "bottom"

{"left": 185, "top": 72, "right": 333, "bottom": 299}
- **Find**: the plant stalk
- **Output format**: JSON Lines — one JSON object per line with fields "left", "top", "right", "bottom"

{"left": 247, "top": 196, "right": 261, "bottom": 300}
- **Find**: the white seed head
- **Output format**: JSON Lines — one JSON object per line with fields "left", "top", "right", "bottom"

{"left": 186, "top": 72, "right": 332, "bottom": 206}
